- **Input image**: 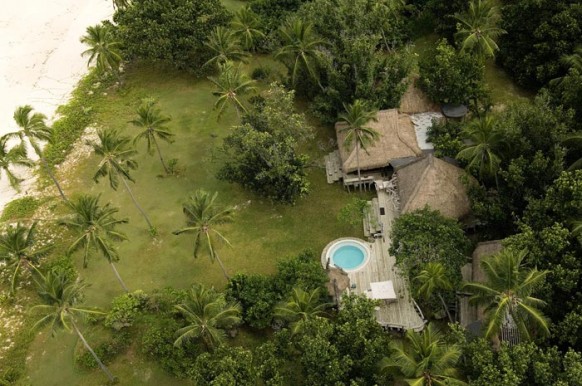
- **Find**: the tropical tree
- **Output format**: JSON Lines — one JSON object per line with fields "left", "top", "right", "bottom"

{"left": 60, "top": 194, "right": 129, "bottom": 292}
{"left": 9, "top": 105, "right": 67, "bottom": 200}
{"left": 208, "top": 61, "right": 256, "bottom": 120}
{"left": 454, "top": 0, "right": 506, "bottom": 59}
{"left": 463, "top": 249, "right": 550, "bottom": 342}
{"left": 203, "top": 26, "right": 249, "bottom": 68}
{"left": 231, "top": 6, "right": 265, "bottom": 51}
{"left": 30, "top": 268, "right": 116, "bottom": 383}
{"left": 91, "top": 128, "right": 153, "bottom": 230}
{"left": 550, "top": 46, "right": 582, "bottom": 87}
{"left": 338, "top": 100, "right": 380, "bottom": 191}
{"left": 173, "top": 190, "right": 234, "bottom": 280}
{"left": 80, "top": 23, "right": 122, "bottom": 77}
{"left": 457, "top": 116, "right": 504, "bottom": 182}
{"left": 415, "top": 262, "right": 454, "bottom": 323}
{"left": 0, "top": 135, "right": 33, "bottom": 191}
{"left": 174, "top": 284, "right": 242, "bottom": 351}
{"left": 275, "top": 19, "right": 326, "bottom": 88}
{"left": 380, "top": 323, "right": 466, "bottom": 385}
{"left": 0, "top": 222, "right": 53, "bottom": 294}
{"left": 274, "top": 287, "right": 328, "bottom": 335}
{"left": 130, "top": 98, "right": 174, "bottom": 174}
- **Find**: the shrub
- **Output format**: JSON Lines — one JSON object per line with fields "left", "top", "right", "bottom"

{"left": 226, "top": 274, "right": 278, "bottom": 329}
{"left": 141, "top": 315, "right": 201, "bottom": 378}
{"left": 189, "top": 346, "right": 255, "bottom": 385}
{"left": 0, "top": 197, "right": 40, "bottom": 222}
{"left": 75, "top": 331, "right": 131, "bottom": 369}
{"left": 104, "top": 290, "right": 148, "bottom": 330}
{"left": 251, "top": 65, "right": 273, "bottom": 80}
{"left": 274, "top": 250, "right": 328, "bottom": 295}
{"left": 426, "top": 119, "right": 464, "bottom": 159}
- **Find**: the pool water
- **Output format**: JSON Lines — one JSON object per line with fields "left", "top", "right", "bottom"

{"left": 333, "top": 245, "right": 365, "bottom": 270}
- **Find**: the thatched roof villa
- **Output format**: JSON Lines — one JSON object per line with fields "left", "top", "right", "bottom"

{"left": 395, "top": 154, "right": 474, "bottom": 220}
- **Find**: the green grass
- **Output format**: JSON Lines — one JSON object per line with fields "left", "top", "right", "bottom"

{"left": 21, "top": 58, "right": 361, "bottom": 384}
{"left": 222, "top": 0, "right": 246, "bottom": 12}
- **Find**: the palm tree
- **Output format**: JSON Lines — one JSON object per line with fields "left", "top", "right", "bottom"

{"left": 80, "top": 23, "right": 122, "bottom": 77}
{"left": 130, "top": 99, "right": 174, "bottom": 174}
{"left": 231, "top": 6, "right": 265, "bottom": 51}
{"left": 173, "top": 190, "right": 234, "bottom": 280}
{"left": 30, "top": 268, "right": 116, "bottom": 383}
{"left": 91, "top": 128, "right": 153, "bottom": 231}
{"left": 204, "top": 26, "right": 250, "bottom": 68}
{"left": 454, "top": 0, "right": 506, "bottom": 59}
{"left": 60, "top": 194, "right": 129, "bottom": 291}
{"left": 338, "top": 100, "right": 380, "bottom": 191}
{"left": 415, "top": 262, "right": 454, "bottom": 323}
{"left": 457, "top": 116, "right": 504, "bottom": 182}
{"left": 550, "top": 46, "right": 582, "bottom": 86}
{"left": 463, "top": 249, "right": 550, "bottom": 342}
{"left": 174, "top": 284, "right": 242, "bottom": 351}
{"left": 0, "top": 135, "right": 33, "bottom": 191}
{"left": 380, "top": 323, "right": 466, "bottom": 386}
{"left": 9, "top": 105, "right": 68, "bottom": 201}
{"left": 274, "top": 287, "right": 328, "bottom": 335}
{"left": 275, "top": 19, "right": 326, "bottom": 88}
{"left": 208, "top": 61, "right": 256, "bottom": 120}
{"left": 0, "top": 222, "right": 53, "bottom": 294}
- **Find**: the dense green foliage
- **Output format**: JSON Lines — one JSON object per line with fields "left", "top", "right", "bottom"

{"left": 390, "top": 207, "right": 471, "bottom": 287}
{"left": 0, "top": 197, "right": 40, "bottom": 222}
{"left": 114, "top": 0, "right": 231, "bottom": 71}
{"left": 498, "top": 0, "right": 582, "bottom": 89}
{"left": 218, "top": 84, "right": 311, "bottom": 203}
{"left": 419, "top": 39, "right": 486, "bottom": 105}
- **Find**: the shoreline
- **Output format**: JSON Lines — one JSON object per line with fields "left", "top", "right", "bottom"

{"left": 0, "top": 0, "right": 112, "bottom": 212}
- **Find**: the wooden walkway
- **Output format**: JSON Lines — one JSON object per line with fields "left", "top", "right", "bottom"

{"left": 348, "top": 190, "right": 426, "bottom": 331}
{"left": 325, "top": 150, "right": 343, "bottom": 183}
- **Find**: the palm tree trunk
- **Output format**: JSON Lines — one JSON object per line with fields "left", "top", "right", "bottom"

{"left": 40, "top": 157, "right": 68, "bottom": 202}
{"left": 437, "top": 293, "right": 454, "bottom": 324}
{"left": 71, "top": 318, "right": 116, "bottom": 383}
{"left": 152, "top": 136, "right": 169, "bottom": 174}
{"left": 356, "top": 142, "right": 362, "bottom": 192}
{"left": 110, "top": 262, "right": 128, "bottom": 292}
{"left": 214, "top": 252, "right": 230, "bottom": 281}
{"left": 120, "top": 176, "right": 154, "bottom": 231}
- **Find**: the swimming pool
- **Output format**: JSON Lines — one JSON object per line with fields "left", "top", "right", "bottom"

{"left": 322, "top": 238, "right": 370, "bottom": 272}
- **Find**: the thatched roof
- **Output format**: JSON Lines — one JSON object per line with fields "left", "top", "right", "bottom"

{"left": 399, "top": 78, "right": 440, "bottom": 114}
{"left": 472, "top": 240, "right": 503, "bottom": 283}
{"left": 326, "top": 267, "right": 350, "bottom": 299}
{"left": 396, "top": 154, "right": 473, "bottom": 219}
{"left": 336, "top": 109, "right": 423, "bottom": 173}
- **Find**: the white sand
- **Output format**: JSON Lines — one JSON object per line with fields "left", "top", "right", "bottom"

{"left": 0, "top": 0, "right": 112, "bottom": 210}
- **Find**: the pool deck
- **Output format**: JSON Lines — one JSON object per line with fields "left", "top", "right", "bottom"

{"left": 324, "top": 189, "right": 426, "bottom": 332}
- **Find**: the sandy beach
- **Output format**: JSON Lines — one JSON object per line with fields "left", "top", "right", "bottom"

{"left": 0, "top": 0, "right": 112, "bottom": 210}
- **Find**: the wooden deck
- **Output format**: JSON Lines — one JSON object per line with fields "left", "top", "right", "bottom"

{"left": 325, "top": 150, "right": 343, "bottom": 183}
{"left": 348, "top": 190, "right": 426, "bottom": 331}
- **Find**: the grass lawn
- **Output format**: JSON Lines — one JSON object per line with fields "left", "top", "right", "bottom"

{"left": 20, "top": 56, "right": 362, "bottom": 384}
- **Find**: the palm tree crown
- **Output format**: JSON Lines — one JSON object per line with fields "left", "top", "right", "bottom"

{"left": 380, "top": 323, "right": 467, "bottom": 386}
{"left": 173, "top": 190, "right": 234, "bottom": 280}
{"left": 231, "top": 6, "right": 265, "bottom": 51}
{"left": 208, "top": 61, "right": 256, "bottom": 120}
{"left": 274, "top": 287, "right": 328, "bottom": 335}
{"left": 131, "top": 98, "right": 174, "bottom": 174}
{"left": 338, "top": 100, "right": 380, "bottom": 190}
{"left": 60, "top": 195, "right": 128, "bottom": 266}
{"left": 31, "top": 268, "right": 116, "bottom": 382}
{"left": 415, "top": 262, "right": 454, "bottom": 323}
{"left": 0, "top": 222, "right": 53, "bottom": 293}
{"left": 174, "top": 284, "right": 242, "bottom": 350}
{"left": 454, "top": 0, "right": 506, "bottom": 58}
{"left": 457, "top": 115, "right": 504, "bottom": 181}
{"left": 463, "top": 249, "right": 550, "bottom": 342}
{"left": 91, "top": 128, "right": 153, "bottom": 230}
{"left": 204, "top": 26, "right": 250, "bottom": 68}
{"left": 80, "top": 23, "right": 122, "bottom": 76}
{"left": 275, "top": 19, "right": 326, "bottom": 87}
{"left": 0, "top": 135, "right": 33, "bottom": 191}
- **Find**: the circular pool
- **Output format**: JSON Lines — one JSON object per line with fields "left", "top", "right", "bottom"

{"left": 322, "top": 238, "right": 370, "bottom": 272}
